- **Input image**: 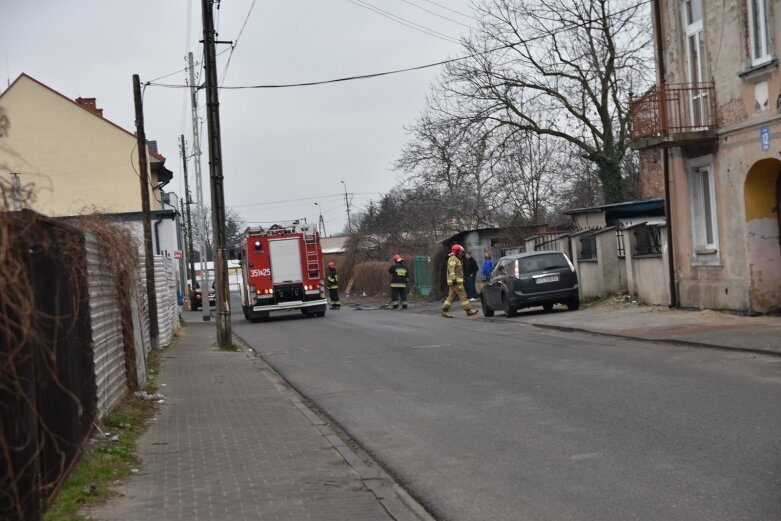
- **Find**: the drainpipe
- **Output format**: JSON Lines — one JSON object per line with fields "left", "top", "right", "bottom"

{"left": 653, "top": 0, "right": 678, "bottom": 307}
{"left": 154, "top": 214, "right": 163, "bottom": 256}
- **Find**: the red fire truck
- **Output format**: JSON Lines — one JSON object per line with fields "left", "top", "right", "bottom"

{"left": 238, "top": 223, "right": 328, "bottom": 322}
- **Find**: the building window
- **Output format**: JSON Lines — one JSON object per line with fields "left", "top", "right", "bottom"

{"left": 748, "top": 0, "right": 773, "bottom": 66}
{"left": 687, "top": 156, "right": 720, "bottom": 264}
{"left": 683, "top": 0, "right": 707, "bottom": 126}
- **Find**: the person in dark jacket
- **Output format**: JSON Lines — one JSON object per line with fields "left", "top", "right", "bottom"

{"left": 326, "top": 261, "right": 340, "bottom": 309}
{"left": 388, "top": 254, "right": 410, "bottom": 309}
{"left": 464, "top": 252, "right": 479, "bottom": 300}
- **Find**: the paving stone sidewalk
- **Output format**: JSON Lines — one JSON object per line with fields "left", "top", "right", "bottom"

{"left": 87, "top": 321, "right": 424, "bottom": 521}
{"left": 406, "top": 295, "right": 781, "bottom": 356}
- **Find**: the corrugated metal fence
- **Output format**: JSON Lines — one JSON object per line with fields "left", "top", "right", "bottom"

{"left": 154, "top": 255, "right": 178, "bottom": 348}
{"left": 85, "top": 231, "right": 128, "bottom": 417}
{"left": 1, "top": 211, "right": 181, "bottom": 520}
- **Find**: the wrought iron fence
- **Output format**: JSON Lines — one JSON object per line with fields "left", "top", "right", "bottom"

{"left": 616, "top": 229, "right": 626, "bottom": 258}
{"left": 533, "top": 233, "right": 561, "bottom": 252}
{"left": 634, "top": 224, "right": 662, "bottom": 256}
{"left": 630, "top": 82, "right": 717, "bottom": 140}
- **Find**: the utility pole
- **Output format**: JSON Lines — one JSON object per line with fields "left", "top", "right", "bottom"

{"left": 180, "top": 135, "right": 197, "bottom": 294}
{"left": 10, "top": 173, "right": 22, "bottom": 210}
{"left": 132, "top": 74, "right": 160, "bottom": 350}
{"left": 188, "top": 51, "right": 210, "bottom": 322}
{"left": 201, "top": 0, "right": 232, "bottom": 347}
{"left": 314, "top": 202, "right": 326, "bottom": 236}
{"left": 340, "top": 180, "right": 352, "bottom": 234}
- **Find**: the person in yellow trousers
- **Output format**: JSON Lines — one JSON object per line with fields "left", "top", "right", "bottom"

{"left": 442, "top": 244, "right": 479, "bottom": 318}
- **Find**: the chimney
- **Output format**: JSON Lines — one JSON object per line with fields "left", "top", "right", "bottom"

{"left": 148, "top": 140, "right": 158, "bottom": 153}
{"left": 75, "top": 97, "right": 104, "bottom": 117}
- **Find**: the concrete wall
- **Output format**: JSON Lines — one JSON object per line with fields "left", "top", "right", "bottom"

{"left": 0, "top": 74, "right": 163, "bottom": 215}
{"left": 574, "top": 258, "right": 601, "bottom": 299}
{"left": 625, "top": 224, "right": 671, "bottom": 306}
{"left": 570, "top": 230, "right": 604, "bottom": 300}
{"left": 595, "top": 228, "right": 621, "bottom": 294}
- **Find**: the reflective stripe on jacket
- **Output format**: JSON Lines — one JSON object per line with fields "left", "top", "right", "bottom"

{"left": 327, "top": 269, "right": 339, "bottom": 289}
{"left": 388, "top": 261, "right": 409, "bottom": 288}
{"left": 447, "top": 254, "right": 464, "bottom": 284}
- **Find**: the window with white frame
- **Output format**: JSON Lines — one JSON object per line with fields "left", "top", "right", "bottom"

{"left": 687, "top": 156, "right": 720, "bottom": 263}
{"left": 683, "top": 0, "right": 707, "bottom": 126}
{"left": 748, "top": 0, "right": 773, "bottom": 66}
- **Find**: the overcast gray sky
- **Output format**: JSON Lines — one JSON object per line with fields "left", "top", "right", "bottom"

{"left": 1, "top": 0, "right": 476, "bottom": 234}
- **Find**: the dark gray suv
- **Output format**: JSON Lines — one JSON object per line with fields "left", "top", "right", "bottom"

{"left": 481, "top": 251, "right": 579, "bottom": 317}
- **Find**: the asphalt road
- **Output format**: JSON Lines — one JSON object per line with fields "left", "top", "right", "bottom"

{"left": 233, "top": 302, "right": 781, "bottom": 521}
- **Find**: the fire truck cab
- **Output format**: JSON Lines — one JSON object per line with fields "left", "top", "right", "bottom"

{"left": 239, "top": 223, "right": 328, "bottom": 322}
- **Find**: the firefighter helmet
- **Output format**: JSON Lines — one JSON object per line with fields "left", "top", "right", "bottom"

{"left": 327, "top": 261, "right": 336, "bottom": 269}
{"left": 393, "top": 254, "right": 402, "bottom": 263}
{"left": 450, "top": 244, "right": 464, "bottom": 255}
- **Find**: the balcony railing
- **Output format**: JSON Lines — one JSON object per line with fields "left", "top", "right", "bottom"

{"left": 630, "top": 82, "right": 717, "bottom": 145}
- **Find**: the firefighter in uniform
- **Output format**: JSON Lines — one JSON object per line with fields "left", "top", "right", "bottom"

{"left": 388, "top": 254, "right": 409, "bottom": 309}
{"left": 326, "top": 261, "right": 340, "bottom": 309}
{"left": 442, "top": 244, "right": 478, "bottom": 318}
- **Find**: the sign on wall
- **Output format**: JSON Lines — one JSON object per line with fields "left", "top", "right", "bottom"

{"left": 760, "top": 126, "right": 770, "bottom": 151}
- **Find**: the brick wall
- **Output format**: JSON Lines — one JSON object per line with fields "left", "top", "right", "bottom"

{"left": 635, "top": 149, "right": 665, "bottom": 199}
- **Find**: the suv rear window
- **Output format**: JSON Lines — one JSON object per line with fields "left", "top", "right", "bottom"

{"left": 517, "top": 253, "right": 569, "bottom": 273}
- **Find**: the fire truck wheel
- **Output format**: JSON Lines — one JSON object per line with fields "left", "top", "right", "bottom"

{"left": 242, "top": 306, "right": 249, "bottom": 320}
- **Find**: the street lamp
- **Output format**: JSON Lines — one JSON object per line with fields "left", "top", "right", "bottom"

{"left": 314, "top": 202, "right": 326, "bottom": 236}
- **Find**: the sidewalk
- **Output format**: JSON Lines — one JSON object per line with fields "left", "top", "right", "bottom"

{"left": 403, "top": 292, "right": 781, "bottom": 356}
{"left": 87, "top": 318, "right": 432, "bottom": 521}
{"left": 512, "top": 297, "right": 781, "bottom": 355}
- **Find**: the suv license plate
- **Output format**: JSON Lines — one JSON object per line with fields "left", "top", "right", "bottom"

{"left": 536, "top": 275, "right": 559, "bottom": 284}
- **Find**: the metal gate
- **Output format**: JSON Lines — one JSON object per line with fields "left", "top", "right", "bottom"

{"left": 413, "top": 255, "right": 433, "bottom": 296}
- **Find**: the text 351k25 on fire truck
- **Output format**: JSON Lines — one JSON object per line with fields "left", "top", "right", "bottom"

{"left": 238, "top": 223, "right": 328, "bottom": 322}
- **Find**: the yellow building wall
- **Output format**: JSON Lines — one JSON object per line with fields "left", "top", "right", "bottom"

{"left": 0, "top": 75, "right": 160, "bottom": 215}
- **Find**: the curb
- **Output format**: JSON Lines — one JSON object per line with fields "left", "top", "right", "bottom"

{"left": 233, "top": 332, "right": 436, "bottom": 521}
{"left": 405, "top": 302, "right": 781, "bottom": 358}
{"left": 524, "top": 322, "right": 781, "bottom": 358}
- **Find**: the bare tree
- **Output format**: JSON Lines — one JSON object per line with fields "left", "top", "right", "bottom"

{"left": 395, "top": 105, "right": 503, "bottom": 228}
{"left": 190, "top": 206, "right": 245, "bottom": 261}
{"left": 440, "top": 0, "right": 652, "bottom": 203}
{"left": 492, "top": 129, "right": 561, "bottom": 225}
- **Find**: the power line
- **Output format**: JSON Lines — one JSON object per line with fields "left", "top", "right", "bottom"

{"left": 232, "top": 192, "right": 376, "bottom": 209}
{"left": 396, "top": 0, "right": 474, "bottom": 29}
{"left": 346, "top": 0, "right": 461, "bottom": 44}
{"left": 144, "top": 47, "right": 231, "bottom": 86}
{"left": 416, "top": 0, "right": 474, "bottom": 20}
{"left": 220, "top": 0, "right": 257, "bottom": 86}
{"left": 147, "top": 0, "right": 650, "bottom": 91}
{"left": 148, "top": 53, "right": 476, "bottom": 89}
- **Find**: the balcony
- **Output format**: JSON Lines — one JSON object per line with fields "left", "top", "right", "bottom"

{"left": 630, "top": 82, "right": 718, "bottom": 149}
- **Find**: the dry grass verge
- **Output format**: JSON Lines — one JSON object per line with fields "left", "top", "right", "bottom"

{"left": 44, "top": 350, "right": 162, "bottom": 521}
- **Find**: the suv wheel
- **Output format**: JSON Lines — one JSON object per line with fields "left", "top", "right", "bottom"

{"left": 503, "top": 295, "right": 517, "bottom": 317}
{"left": 566, "top": 298, "right": 580, "bottom": 311}
{"left": 481, "top": 294, "right": 494, "bottom": 317}
{"left": 542, "top": 302, "right": 554, "bottom": 312}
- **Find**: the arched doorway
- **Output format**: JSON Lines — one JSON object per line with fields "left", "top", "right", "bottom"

{"left": 744, "top": 159, "right": 781, "bottom": 313}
